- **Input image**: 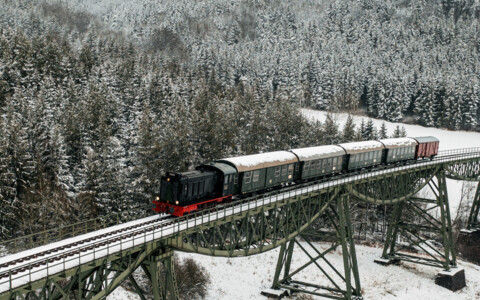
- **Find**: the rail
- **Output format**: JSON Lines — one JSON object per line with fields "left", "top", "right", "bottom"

{"left": 0, "top": 205, "right": 154, "bottom": 256}
{"left": 1, "top": 147, "right": 480, "bottom": 295}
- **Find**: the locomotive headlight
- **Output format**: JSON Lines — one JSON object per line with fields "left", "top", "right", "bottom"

{"left": 175, "top": 201, "right": 179, "bottom": 205}
{"left": 167, "top": 178, "right": 171, "bottom": 182}
{"left": 156, "top": 196, "right": 160, "bottom": 201}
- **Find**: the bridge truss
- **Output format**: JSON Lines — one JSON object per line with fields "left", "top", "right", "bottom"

{"left": 1, "top": 148, "right": 480, "bottom": 300}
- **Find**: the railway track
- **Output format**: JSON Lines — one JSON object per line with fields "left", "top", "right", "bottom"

{"left": 0, "top": 148, "right": 472, "bottom": 275}
{"left": 1, "top": 147, "right": 479, "bottom": 294}
{"left": 0, "top": 215, "right": 175, "bottom": 279}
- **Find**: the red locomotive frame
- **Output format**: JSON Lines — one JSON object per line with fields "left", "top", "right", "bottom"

{"left": 153, "top": 195, "right": 232, "bottom": 217}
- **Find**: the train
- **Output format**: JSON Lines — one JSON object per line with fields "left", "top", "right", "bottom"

{"left": 153, "top": 136, "right": 439, "bottom": 217}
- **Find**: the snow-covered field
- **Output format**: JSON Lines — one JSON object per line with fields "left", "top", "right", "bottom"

{"left": 109, "top": 243, "right": 480, "bottom": 300}
{"left": 302, "top": 109, "right": 480, "bottom": 221}
{"left": 108, "top": 109, "right": 480, "bottom": 300}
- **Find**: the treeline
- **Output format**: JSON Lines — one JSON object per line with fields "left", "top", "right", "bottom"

{"left": 26, "top": 0, "right": 479, "bottom": 130}
{"left": 0, "top": 25, "right": 378, "bottom": 240}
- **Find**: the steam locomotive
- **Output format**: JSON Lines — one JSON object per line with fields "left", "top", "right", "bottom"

{"left": 153, "top": 137, "right": 439, "bottom": 216}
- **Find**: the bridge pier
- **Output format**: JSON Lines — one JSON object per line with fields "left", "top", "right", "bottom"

{"left": 466, "top": 181, "right": 480, "bottom": 230}
{"left": 457, "top": 182, "right": 480, "bottom": 264}
{"left": 375, "top": 171, "right": 465, "bottom": 291}
{"left": 141, "top": 250, "right": 179, "bottom": 300}
{"left": 268, "top": 194, "right": 362, "bottom": 300}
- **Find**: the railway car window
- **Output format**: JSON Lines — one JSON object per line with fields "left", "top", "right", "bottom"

{"left": 245, "top": 172, "right": 252, "bottom": 183}
{"left": 327, "top": 158, "right": 332, "bottom": 167}
{"left": 351, "top": 155, "right": 356, "bottom": 163}
{"left": 275, "top": 166, "right": 281, "bottom": 176}
{"left": 234, "top": 174, "right": 239, "bottom": 184}
{"left": 288, "top": 164, "right": 294, "bottom": 174}
{"left": 282, "top": 166, "right": 287, "bottom": 176}
{"left": 304, "top": 162, "right": 309, "bottom": 171}
{"left": 316, "top": 160, "right": 321, "bottom": 169}
{"left": 333, "top": 157, "right": 337, "bottom": 167}
{"left": 229, "top": 175, "right": 233, "bottom": 183}
{"left": 253, "top": 170, "right": 260, "bottom": 182}
{"left": 369, "top": 152, "right": 374, "bottom": 160}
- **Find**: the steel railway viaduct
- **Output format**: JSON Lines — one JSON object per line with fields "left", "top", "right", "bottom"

{"left": 1, "top": 148, "right": 480, "bottom": 300}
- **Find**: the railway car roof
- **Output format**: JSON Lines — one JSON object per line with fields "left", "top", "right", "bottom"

{"left": 337, "top": 141, "right": 385, "bottom": 154}
{"left": 289, "top": 145, "right": 346, "bottom": 161}
{"left": 379, "top": 137, "right": 417, "bottom": 148}
{"left": 218, "top": 151, "right": 298, "bottom": 172}
{"left": 197, "top": 162, "right": 237, "bottom": 175}
{"left": 412, "top": 136, "right": 439, "bottom": 143}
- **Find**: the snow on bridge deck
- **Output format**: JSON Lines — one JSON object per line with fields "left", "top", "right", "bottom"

{"left": 1, "top": 148, "right": 480, "bottom": 294}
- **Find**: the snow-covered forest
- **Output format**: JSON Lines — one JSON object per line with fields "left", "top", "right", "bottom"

{"left": 0, "top": 0, "right": 479, "bottom": 240}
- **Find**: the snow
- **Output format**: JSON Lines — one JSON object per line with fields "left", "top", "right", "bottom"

{"left": 3, "top": 109, "right": 480, "bottom": 299}
{"left": 0, "top": 215, "right": 163, "bottom": 268}
{"left": 219, "top": 151, "right": 298, "bottom": 172}
{"left": 302, "top": 109, "right": 480, "bottom": 220}
{"left": 289, "top": 145, "right": 345, "bottom": 161}
{"left": 380, "top": 137, "right": 418, "bottom": 148}
{"left": 108, "top": 242, "right": 480, "bottom": 300}
{"left": 302, "top": 109, "right": 480, "bottom": 151}
{"left": 2, "top": 149, "right": 479, "bottom": 296}
{"left": 338, "top": 140, "right": 385, "bottom": 153}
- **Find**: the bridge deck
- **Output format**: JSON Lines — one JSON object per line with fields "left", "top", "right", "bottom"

{"left": 1, "top": 148, "right": 480, "bottom": 295}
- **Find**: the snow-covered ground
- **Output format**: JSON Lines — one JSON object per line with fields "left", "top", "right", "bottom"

{"left": 301, "top": 109, "right": 480, "bottom": 221}
{"left": 109, "top": 243, "right": 480, "bottom": 300}
{"left": 107, "top": 109, "right": 480, "bottom": 300}
{"left": 301, "top": 109, "right": 480, "bottom": 151}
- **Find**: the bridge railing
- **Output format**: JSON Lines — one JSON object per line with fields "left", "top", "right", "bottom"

{"left": 0, "top": 205, "right": 154, "bottom": 256}
{"left": 438, "top": 147, "right": 480, "bottom": 157}
{"left": 2, "top": 148, "right": 480, "bottom": 294}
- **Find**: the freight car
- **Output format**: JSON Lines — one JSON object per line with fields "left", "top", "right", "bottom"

{"left": 154, "top": 136, "right": 439, "bottom": 216}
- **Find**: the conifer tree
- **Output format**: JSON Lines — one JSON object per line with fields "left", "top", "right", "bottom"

{"left": 342, "top": 115, "right": 356, "bottom": 142}
{"left": 378, "top": 122, "right": 388, "bottom": 139}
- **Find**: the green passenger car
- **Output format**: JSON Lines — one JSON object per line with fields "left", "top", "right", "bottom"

{"left": 379, "top": 138, "right": 417, "bottom": 163}
{"left": 338, "top": 141, "right": 386, "bottom": 171}
{"left": 289, "top": 145, "right": 347, "bottom": 180}
{"left": 217, "top": 151, "right": 299, "bottom": 194}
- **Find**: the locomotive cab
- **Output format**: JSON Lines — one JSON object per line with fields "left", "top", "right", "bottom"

{"left": 153, "top": 170, "right": 217, "bottom": 216}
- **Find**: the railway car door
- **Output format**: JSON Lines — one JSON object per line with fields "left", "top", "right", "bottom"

{"left": 222, "top": 174, "right": 234, "bottom": 196}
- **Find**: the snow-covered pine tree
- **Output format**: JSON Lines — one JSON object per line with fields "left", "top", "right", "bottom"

{"left": 342, "top": 114, "right": 356, "bottom": 142}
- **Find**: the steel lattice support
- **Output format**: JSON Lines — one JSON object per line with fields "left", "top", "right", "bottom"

{"left": 2, "top": 245, "right": 179, "bottom": 300}
{"left": 271, "top": 194, "right": 362, "bottom": 300}
{"left": 379, "top": 170, "right": 456, "bottom": 270}
{"left": 466, "top": 181, "right": 480, "bottom": 230}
